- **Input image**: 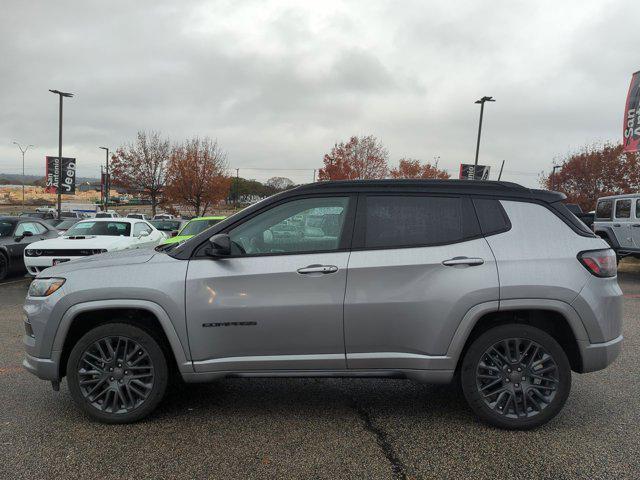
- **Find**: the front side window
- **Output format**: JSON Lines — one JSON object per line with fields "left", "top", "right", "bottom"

{"left": 615, "top": 199, "right": 631, "bottom": 219}
{"left": 596, "top": 200, "right": 613, "bottom": 220}
{"left": 15, "top": 222, "right": 40, "bottom": 236}
{"left": 636, "top": 199, "right": 640, "bottom": 219}
{"left": 133, "top": 222, "right": 152, "bottom": 236}
{"left": 364, "top": 195, "right": 476, "bottom": 248}
{"left": 229, "top": 197, "right": 350, "bottom": 255}
{"left": 66, "top": 221, "right": 131, "bottom": 236}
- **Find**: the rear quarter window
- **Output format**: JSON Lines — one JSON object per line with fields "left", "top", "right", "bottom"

{"left": 472, "top": 198, "right": 511, "bottom": 236}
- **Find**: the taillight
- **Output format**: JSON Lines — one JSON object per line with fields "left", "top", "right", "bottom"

{"left": 578, "top": 249, "right": 617, "bottom": 277}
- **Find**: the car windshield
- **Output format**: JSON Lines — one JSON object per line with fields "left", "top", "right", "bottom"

{"left": 0, "top": 221, "right": 15, "bottom": 237}
{"left": 20, "top": 212, "right": 43, "bottom": 218}
{"left": 150, "top": 220, "right": 182, "bottom": 231}
{"left": 60, "top": 212, "right": 79, "bottom": 218}
{"left": 180, "top": 219, "right": 222, "bottom": 236}
{"left": 65, "top": 221, "right": 131, "bottom": 236}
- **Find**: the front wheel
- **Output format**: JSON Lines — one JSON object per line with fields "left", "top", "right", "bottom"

{"left": 67, "top": 322, "right": 168, "bottom": 423}
{"left": 460, "top": 324, "right": 571, "bottom": 430}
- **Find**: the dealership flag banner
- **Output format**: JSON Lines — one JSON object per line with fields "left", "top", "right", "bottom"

{"left": 459, "top": 163, "right": 490, "bottom": 180}
{"left": 623, "top": 70, "right": 640, "bottom": 153}
{"left": 45, "top": 156, "right": 76, "bottom": 194}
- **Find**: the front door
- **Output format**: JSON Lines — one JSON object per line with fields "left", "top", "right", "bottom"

{"left": 185, "top": 195, "right": 355, "bottom": 372}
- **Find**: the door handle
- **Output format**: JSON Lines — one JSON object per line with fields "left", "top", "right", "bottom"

{"left": 297, "top": 265, "right": 338, "bottom": 274}
{"left": 632, "top": 224, "right": 640, "bottom": 228}
{"left": 613, "top": 224, "right": 621, "bottom": 227}
{"left": 442, "top": 257, "right": 484, "bottom": 267}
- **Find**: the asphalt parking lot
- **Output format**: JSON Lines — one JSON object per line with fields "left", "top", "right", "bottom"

{"left": 1, "top": 268, "right": 639, "bottom": 480}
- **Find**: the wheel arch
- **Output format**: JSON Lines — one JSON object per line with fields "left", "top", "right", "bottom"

{"left": 449, "top": 300, "right": 589, "bottom": 373}
{"left": 54, "top": 300, "right": 192, "bottom": 379}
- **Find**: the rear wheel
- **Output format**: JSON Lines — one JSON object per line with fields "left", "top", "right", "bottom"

{"left": 461, "top": 324, "right": 571, "bottom": 430}
{"left": 67, "top": 323, "right": 168, "bottom": 423}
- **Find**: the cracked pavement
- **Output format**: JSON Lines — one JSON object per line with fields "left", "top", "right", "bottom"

{"left": 1, "top": 268, "right": 639, "bottom": 479}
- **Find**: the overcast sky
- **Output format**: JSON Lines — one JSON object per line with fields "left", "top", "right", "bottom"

{"left": 0, "top": 0, "right": 637, "bottom": 186}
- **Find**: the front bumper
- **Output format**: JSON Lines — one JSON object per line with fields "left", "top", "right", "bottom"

{"left": 23, "top": 352, "right": 60, "bottom": 381}
{"left": 578, "top": 335, "right": 623, "bottom": 373}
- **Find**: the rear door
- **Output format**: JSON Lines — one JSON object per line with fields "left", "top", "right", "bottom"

{"left": 613, "top": 198, "right": 634, "bottom": 249}
{"left": 344, "top": 194, "right": 499, "bottom": 369}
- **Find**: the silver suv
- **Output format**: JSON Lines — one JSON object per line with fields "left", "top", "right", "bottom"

{"left": 23, "top": 180, "right": 623, "bottom": 429}
{"left": 593, "top": 193, "right": 640, "bottom": 260}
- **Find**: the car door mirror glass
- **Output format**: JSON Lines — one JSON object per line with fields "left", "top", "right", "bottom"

{"left": 138, "top": 230, "right": 150, "bottom": 238}
{"left": 207, "top": 233, "right": 231, "bottom": 257}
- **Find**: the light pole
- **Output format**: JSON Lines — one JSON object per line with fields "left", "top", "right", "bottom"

{"left": 551, "top": 165, "right": 561, "bottom": 190}
{"left": 12, "top": 141, "right": 34, "bottom": 210}
{"left": 49, "top": 89, "right": 74, "bottom": 218}
{"left": 473, "top": 96, "right": 495, "bottom": 179}
{"left": 99, "top": 147, "right": 109, "bottom": 210}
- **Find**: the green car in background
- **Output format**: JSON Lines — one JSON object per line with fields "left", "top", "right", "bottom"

{"left": 159, "top": 216, "right": 226, "bottom": 246}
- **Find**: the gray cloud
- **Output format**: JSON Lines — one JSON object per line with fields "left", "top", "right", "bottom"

{"left": 1, "top": 0, "right": 638, "bottom": 186}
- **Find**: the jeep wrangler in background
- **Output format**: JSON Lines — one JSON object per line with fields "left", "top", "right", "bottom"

{"left": 593, "top": 194, "right": 640, "bottom": 260}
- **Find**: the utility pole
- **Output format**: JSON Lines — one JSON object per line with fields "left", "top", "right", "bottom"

{"left": 12, "top": 141, "right": 34, "bottom": 210}
{"left": 235, "top": 168, "right": 239, "bottom": 210}
{"left": 473, "top": 96, "right": 495, "bottom": 179}
{"left": 99, "top": 147, "right": 109, "bottom": 210}
{"left": 49, "top": 89, "right": 74, "bottom": 218}
{"left": 313, "top": 169, "right": 317, "bottom": 182}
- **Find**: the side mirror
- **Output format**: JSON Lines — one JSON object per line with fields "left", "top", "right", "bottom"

{"left": 23, "top": 231, "right": 33, "bottom": 237}
{"left": 138, "top": 230, "right": 150, "bottom": 238}
{"left": 207, "top": 233, "right": 231, "bottom": 257}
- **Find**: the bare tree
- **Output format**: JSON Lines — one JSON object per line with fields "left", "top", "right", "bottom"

{"left": 110, "top": 131, "right": 170, "bottom": 216}
{"left": 164, "top": 137, "right": 231, "bottom": 217}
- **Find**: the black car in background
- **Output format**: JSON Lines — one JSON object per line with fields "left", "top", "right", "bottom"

{"left": 19, "top": 211, "right": 57, "bottom": 226}
{"left": 566, "top": 203, "right": 595, "bottom": 230}
{"left": 0, "top": 217, "right": 59, "bottom": 280}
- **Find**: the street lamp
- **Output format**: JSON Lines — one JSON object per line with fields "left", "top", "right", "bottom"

{"left": 49, "top": 89, "right": 74, "bottom": 219}
{"left": 99, "top": 147, "right": 109, "bottom": 210}
{"left": 551, "top": 165, "right": 561, "bottom": 190}
{"left": 12, "top": 141, "right": 34, "bottom": 210}
{"left": 473, "top": 96, "right": 495, "bottom": 179}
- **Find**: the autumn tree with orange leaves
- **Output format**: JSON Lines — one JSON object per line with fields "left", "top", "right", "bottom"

{"left": 389, "top": 158, "right": 450, "bottom": 180}
{"left": 540, "top": 142, "right": 640, "bottom": 211}
{"left": 318, "top": 135, "right": 388, "bottom": 180}
{"left": 163, "top": 137, "right": 231, "bottom": 217}
{"left": 110, "top": 131, "right": 170, "bottom": 216}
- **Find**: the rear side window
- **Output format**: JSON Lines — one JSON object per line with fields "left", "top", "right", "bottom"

{"left": 637, "top": 200, "right": 640, "bottom": 219}
{"left": 595, "top": 200, "right": 613, "bottom": 220}
{"left": 615, "top": 199, "right": 631, "bottom": 219}
{"left": 363, "top": 195, "right": 479, "bottom": 248}
{"left": 473, "top": 199, "right": 511, "bottom": 235}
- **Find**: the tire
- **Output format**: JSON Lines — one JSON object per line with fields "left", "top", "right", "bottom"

{"left": 460, "top": 324, "right": 571, "bottom": 430}
{"left": 66, "top": 322, "right": 168, "bottom": 424}
{"left": 0, "top": 253, "right": 7, "bottom": 281}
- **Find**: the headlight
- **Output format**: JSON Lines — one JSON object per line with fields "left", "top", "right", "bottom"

{"left": 28, "top": 278, "right": 66, "bottom": 297}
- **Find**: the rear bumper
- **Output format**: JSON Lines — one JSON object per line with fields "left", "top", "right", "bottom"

{"left": 577, "top": 335, "right": 623, "bottom": 373}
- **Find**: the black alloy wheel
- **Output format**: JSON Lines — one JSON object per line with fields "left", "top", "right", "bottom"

{"left": 461, "top": 324, "right": 571, "bottom": 430}
{"left": 67, "top": 323, "right": 168, "bottom": 423}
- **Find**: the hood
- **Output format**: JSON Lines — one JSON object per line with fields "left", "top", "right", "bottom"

{"left": 27, "top": 235, "right": 133, "bottom": 251}
{"left": 160, "top": 234, "right": 193, "bottom": 246}
{"left": 39, "top": 248, "right": 158, "bottom": 277}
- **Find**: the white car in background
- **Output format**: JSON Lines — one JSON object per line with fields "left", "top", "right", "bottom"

{"left": 23, "top": 218, "right": 164, "bottom": 275}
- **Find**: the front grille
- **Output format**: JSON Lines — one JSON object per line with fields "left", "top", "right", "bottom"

{"left": 25, "top": 249, "right": 107, "bottom": 257}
